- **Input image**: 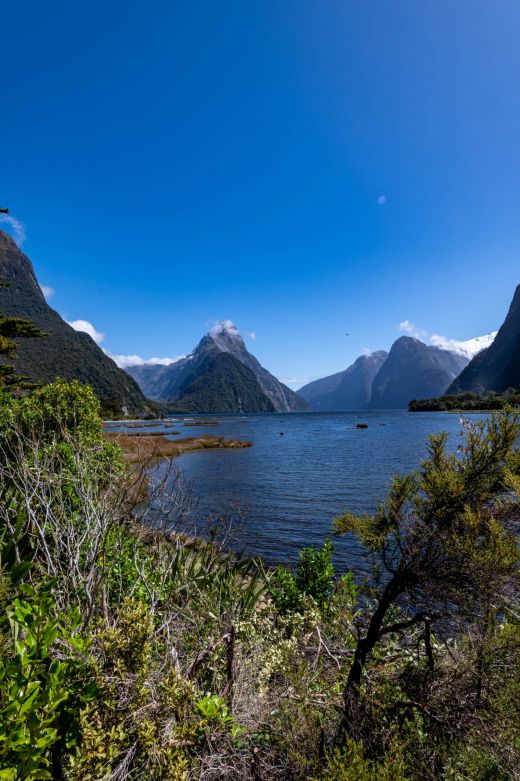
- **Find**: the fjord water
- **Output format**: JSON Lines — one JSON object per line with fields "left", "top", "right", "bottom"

{"left": 151, "top": 411, "right": 481, "bottom": 574}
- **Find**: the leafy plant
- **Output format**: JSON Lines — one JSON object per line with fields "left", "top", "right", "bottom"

{"left": 271, "top": 540, "right": 335, "bottom": 613}
{"left": 0, "top": 583, "right": 90, "bottom": 780}
{"left": 195, "top": 694, "right": 245, "bottom": 739}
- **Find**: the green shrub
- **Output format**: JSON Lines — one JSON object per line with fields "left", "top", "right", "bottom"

{"left": 271, "top": 540, "right": 335, "bottom": 613}
{"left": 0, "top": 583, "right": 90, "bottom": 780}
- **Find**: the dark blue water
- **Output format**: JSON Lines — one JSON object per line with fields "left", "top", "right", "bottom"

{"left": 111, "top": 410, "right": 483, "bottom": 574}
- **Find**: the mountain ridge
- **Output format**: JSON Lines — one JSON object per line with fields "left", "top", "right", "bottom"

{"left": 369, "top": 336, "right": 470, "bottom": 408}
{"left": 0, "top": 231, "right": 149, "bottom": 416}
{"left": 127, "top": 321, "right": 308, "bottom": 412}
{"left": 298, "top": 351, "right": 388, "bottom": 410}
{"left": 448, "top": 285, "right": 520, "bottom": 395}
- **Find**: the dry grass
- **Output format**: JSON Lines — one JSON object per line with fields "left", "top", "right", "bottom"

{"left": 104, "top": 431, "right": 252, "bottom": 463}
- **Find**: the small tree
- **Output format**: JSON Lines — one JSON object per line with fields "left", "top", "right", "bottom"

{"left": 0, "top": 280, "right": 44, "bottom": 390}
{"left": 334, "top": 412, "right": 520, "bottom": 736}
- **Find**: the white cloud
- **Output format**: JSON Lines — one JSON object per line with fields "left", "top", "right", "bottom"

{"left": 40, "top": 284, "right": 54, "bottom": 300}
{"left": 104, "top": 351, "right": 185, "bottom": 369}
{"left": 362, "top": 347, "right": 373, "bottom": 356}
{"left": 248, "top": 331, "right": 256, "bottom": 340}
{"left": 278, "top": 376, "right": 313, "bottom": 389}
{"left": 66, "top": 319, "right": 105, "bottom": 345}
{"left": 429, "top": 331, "right": 497, "bottom": 359}
{"left": 397, "top": 318, "right": 497, "bottom": 359}
{"left": 398, "top": 320, "right": 427, "bottom": 339}
{"left": 0, "top": 215, "right": 26, "bottom": 246}
{"left": 65, "top": 317, "right": 185, "bottom": 368}
{"left": 209, "top": 319, "right": 240, "bottom": 337}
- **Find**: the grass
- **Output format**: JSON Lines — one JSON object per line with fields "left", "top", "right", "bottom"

{"left": 104, "top": 431, "right": 252, "bottom": 463}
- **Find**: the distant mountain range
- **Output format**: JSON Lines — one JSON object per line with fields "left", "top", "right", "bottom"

{"left": 2, "top": 227, "right": 517, "bottom": 415}
{"left": 299, "top": 337, "right": 475, "bottom": 410}
{"left": 299, "top": 300, "right": 520, "bottom": 410}
{"left": 298, "top": 351, "right": 388, "bottom": 410}
{"left": 448, "top": 285, "right": 520, "bottom": 395}
{"left": 127, "top": 321, "right": 308, "bottom": 413}
{"left": 0, "top": 231, "right": 149, "bottom": 416}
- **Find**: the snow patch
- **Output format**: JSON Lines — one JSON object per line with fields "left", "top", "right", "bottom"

{"left": 429, "top": 332, "right": 497, "bottom": 359}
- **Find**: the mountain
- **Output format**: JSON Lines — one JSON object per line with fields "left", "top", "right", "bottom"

{"left": 448, "top": 285, "right": 520, "bottom": 395}
{"left": 0, "top": 231, "right": 149, "bottom": 416}
{"left": 127, "top": 320, "right": 308, "bottom": 412}
{"left": 298, "top": 351, "right": 388, "bottom": 411}
{"left": 369, "top": 337, "right": 470, "bottom": 409}
{"left": 171, "top": 352, "right": 275, "bottom": 413}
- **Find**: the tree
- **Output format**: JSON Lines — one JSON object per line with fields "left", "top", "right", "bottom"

{"left": 334, "top": 412, "right": 520, "bottom": 737}
{"left": 0, "top": 280, "right": 44, "bottom": 390}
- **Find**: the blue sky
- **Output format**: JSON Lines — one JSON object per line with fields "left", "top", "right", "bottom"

{"left": 1, "top": 1, "right": 520, "bottom": 388}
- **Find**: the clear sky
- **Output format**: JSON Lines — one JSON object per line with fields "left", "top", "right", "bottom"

{"left": 2, "top": 1, "right": 520, "bottom": 388}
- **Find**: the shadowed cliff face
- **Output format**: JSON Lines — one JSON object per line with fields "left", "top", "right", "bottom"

{"left": 448, "top": 285, "right": 520, "bottom": 395}
{"left": 298, "top": 351, "right": 388, "bottom": 411}
{"left": 368, "top": 337, "right": 469, "bottom": 409}
{"left": 128, "top": 321, "right": 309, "bottom": 412}
{"left": 0, "top": 231, "right": 149, "bottom": 416}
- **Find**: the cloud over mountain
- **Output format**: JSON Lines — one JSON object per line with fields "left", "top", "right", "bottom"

{"left": 66, "top": 319, "right": 105, "bottom": 345}
{"left": 398, "top": 319, "right": 496, "bottom": 359}
{"left": 105, "top": 352, "right": 185, "bottom": 369}
{"left": 429, "top": 332, "right": 497, "bottom": 359}
{"left": 0, "top": 215, "right": 26, "bottom": 246}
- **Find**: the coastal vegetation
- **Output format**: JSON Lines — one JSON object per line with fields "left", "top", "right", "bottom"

{"left": 0, "top": 374, "right": 519, "bottom": 780}
{"left": 409, "top": 388, "right": 520, "bottom": 412}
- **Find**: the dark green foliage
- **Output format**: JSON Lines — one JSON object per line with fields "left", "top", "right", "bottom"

{"left": 0, "top": 279, "right": 44, "bottom": 391}
{"left": 409, "top": 389, "right": 520, "bottom": 411}
{"left": 171, "top": 351, "right": 275, "bottom": 413}
{"left": 271, "top": 540, "right": 335, "bottom": 613}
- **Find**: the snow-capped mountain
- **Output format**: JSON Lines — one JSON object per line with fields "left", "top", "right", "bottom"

{"left": 429, "top": 331, "right": 497, "bottom": 360}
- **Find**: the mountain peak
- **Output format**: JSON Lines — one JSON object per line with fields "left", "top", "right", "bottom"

{"left": 0, "top": 229, "right": 21, "bottom": 252}
{"left": 207, "top": 319, "right": 246, "bottom": 352}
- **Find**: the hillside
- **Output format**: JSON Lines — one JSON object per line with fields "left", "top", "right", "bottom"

{"left": 0, "top": 231, "right": 149, "bottom": 416}
{"left": 170, "top": 351, "right": 275, "bottom": 412}
{"left": 298, "top": 351, "right": 388, "bottom": 410}
{"left": 448, "top": 285, "right": 520, "bottom": 394}
{"left": 128, "top": 321, "right": 308, "bottom": 412}
{"left": 369, "top": 336, "right": 469, "bottom": 408}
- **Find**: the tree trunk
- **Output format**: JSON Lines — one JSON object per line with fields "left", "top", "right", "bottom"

{"left": 343, "top": 571, "right": 411, "bottom": 735}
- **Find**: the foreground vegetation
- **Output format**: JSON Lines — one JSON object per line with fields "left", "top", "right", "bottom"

{"left": 0, "top": 379, "right": 519, "bottom": 780}
{"left": 409, "top": 388, "right": 520, "bottom": 411}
